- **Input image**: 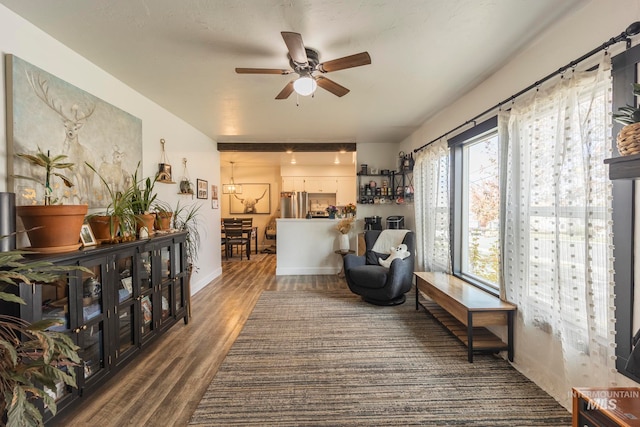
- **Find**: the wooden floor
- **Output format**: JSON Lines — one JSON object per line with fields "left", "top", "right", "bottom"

{"left": 52, "top": 253, "right": 348, "bottom": 426}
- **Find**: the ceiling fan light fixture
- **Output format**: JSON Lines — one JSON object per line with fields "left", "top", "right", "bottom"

{"left": 293, "top": 75, "right": 317, "bottom": 96}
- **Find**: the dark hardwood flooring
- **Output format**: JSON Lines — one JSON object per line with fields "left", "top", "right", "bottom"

{"left": 52, "top": 253, "right": 347, "bottom": 426}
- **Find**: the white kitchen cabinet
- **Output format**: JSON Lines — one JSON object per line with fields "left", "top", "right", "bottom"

{"left": 304, "top": 177, "right": 337, "bottom": 193}
{"left": 282, "top": 177, "right": 305, "bottom": 192}
{"left": 336, "top": 176, "right": 356, "bottom": 206}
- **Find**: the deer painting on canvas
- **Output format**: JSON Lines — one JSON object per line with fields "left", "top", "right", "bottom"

{"left": 7, "top": 55, "right": 142, "bottom": 208}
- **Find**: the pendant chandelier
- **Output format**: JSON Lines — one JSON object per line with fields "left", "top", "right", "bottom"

{"left": 222, "top": 161, "right": 242, "bottom": 194}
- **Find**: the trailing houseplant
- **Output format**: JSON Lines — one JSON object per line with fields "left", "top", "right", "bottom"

{"left": 172, "top": 201, "right": 202, "bottom": 271}
{"left": 613, "top": 82, "right": 640, "bottom": 155}
{"left": 0, "top": 235, "right": 91, "bottom": 426}
{"left": 12, "top": 147, "right": 88, "bottom": 252}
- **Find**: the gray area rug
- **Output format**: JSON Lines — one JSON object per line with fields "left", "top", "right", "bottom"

{"left": 189, "top": 290, "right": 571, "bottom": 426}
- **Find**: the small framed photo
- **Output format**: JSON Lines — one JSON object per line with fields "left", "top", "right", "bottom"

{"left": 121, "top": 276, "right": 133, "bottom": 293}
{"left": 197, "top": 179, "right": 208, "bottom": 199}
{"left": 80, "top": 224, "right": 97, "bottom": 247}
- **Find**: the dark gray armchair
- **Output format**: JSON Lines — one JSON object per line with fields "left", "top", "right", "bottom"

{"left": 343, "top": 230, "right": 415, "bottom": 305}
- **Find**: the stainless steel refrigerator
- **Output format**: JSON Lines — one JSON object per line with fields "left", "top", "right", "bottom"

{"left": 281, "top": 191, "right": 309, "bottom": 218}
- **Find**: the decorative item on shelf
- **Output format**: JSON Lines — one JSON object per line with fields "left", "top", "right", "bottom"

{"left": 326, "top": 205, "right": 338, "bottom": 219}
{"left": 156, "top": 138, "right": 175, "bottom": 183}
{"left": 12, "top": 147, "right": 88, "bottom": 253}
{"left": 178, "top": 158, "right": 195, "bottom": 196}
{"left": 222, "top": 161, "right": 243, "bottom": 194}
{"left": 80, "top": 223, "right": 97, "bottom": 247}
{"left": 398, "top": 151, "right": 414, "bottom": 171}
{"left": 614, "top": 83, "right": 640, "bottom": 155}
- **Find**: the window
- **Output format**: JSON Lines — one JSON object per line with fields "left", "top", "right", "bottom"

{"left": 450, "top": 117, "right": 500, "bottom": 292}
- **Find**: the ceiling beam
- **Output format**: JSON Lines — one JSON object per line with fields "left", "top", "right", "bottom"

{"left": 217, "top": 142, "right": 356, "bottom": 152}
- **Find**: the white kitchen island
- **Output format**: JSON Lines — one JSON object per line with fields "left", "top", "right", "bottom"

{"left": 276, "top": 218, "right": 357, "bottom": 275}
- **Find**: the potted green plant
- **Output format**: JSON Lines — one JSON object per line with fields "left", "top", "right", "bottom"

{"left": 152, "top": 200, "right": 173, "bottom": 232}
{"left": 613, "top": 82, "right": 640, "bottom": 155}
{"left": 0, "top": 235, "right": 91, "bottom": 426}
{"left": 172, "top": 201, "right": 202, "bottom": 270}
{"left": 130, "top": 167, "right": 158, "bottom": 236}
{"left": 85, "top": 162, "right": 137, "bottom": 243}
{"left": 12, "top": 147, "right": 88, "bottom": 252}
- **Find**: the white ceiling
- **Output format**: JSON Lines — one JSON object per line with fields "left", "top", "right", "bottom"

{"left": 1, "top": 0, "right": 583, "bottom": 166}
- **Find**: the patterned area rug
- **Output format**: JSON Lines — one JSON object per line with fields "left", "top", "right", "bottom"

{"left": 189, "top": 290, "right": 571, "bottom": 426}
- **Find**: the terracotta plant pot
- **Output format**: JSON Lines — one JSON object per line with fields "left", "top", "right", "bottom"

{"left": 88, "top": 215, "right": 120, "bottom": 242}
{"left": 136, "top": 213, "right": 155, "bottom": 236}
{"left": 155, "top": 212, "right": 173, "bottom": 231}
{"left": 16, "top": 204, "right": 88, "bottom": 253}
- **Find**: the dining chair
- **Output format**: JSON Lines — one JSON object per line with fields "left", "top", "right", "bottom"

{"left": 223, "top": 220, "right": 250, "bottom": 260}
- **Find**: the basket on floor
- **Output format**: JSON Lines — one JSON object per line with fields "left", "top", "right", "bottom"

{"left": 617, "top": 122, "right": 640, "bottom": 155}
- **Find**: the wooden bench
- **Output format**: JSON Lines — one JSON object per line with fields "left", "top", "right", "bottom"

{"left": 414, "top": 271, "right": 516, "bottom": 363}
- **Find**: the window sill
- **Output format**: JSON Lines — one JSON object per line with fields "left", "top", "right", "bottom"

{"left": 604, "top": 153, "right": 640, "bottom": 179}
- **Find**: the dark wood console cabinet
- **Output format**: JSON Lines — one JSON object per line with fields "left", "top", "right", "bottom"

{"left": 8, "top": 232, "right": 189, "bottom": 424}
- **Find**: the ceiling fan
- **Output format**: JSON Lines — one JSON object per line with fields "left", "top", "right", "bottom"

{"left": 235, "top": 31, "right": 371, "bottom": 99}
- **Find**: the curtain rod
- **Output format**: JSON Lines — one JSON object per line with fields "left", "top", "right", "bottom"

{"left": 414, "top": 21, "right": 640, "bottom": 154}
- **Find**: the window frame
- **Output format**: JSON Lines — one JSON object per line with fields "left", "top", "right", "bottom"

{"left": 611, "top": 44, "right": 638, "bottom": 382}
{"left": 449, "top": 116, "right": 500, "bottom": 296}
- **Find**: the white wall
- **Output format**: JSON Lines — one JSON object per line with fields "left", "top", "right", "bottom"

{"left": 397, "top": 0, "right": 640, "bottom": 408}
{"left": 0, "top": 4, "right": 222, "bottom": 294}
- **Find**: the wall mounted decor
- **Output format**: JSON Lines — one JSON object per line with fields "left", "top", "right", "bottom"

{"left": 157, "top": 138, "right": 174, "bottom": 183}
{"left": 211, "top": 185, "right": 219, "bottom": 209}
{"left": 6, "top": 54, "right": 142, "bottom": 208}
{"left": 229, "top": 183, "right": 270, "bottom": 214}
{"left": 178, "top": 158, "right": 194, "bottom": 196}
{"left": 196, "top": 179, "right": 208, "bottom": 199}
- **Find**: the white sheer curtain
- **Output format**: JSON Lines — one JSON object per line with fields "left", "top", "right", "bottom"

{"left": 413, "top": 139, "right": 450, "bottom": 273}
{"left": 499, "top": 53, "right": 617, "bottom": 399}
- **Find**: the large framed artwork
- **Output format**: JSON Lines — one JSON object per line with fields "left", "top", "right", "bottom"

{"left": 229, "top": 183, "right": 270, "bottom": 214}
{"left": 5, "top": 54, "right": 142, "bottom": 208}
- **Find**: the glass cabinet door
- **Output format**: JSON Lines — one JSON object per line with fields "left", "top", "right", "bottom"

{"left": 79, "top": 321, "right": 105, "bottom": 381}
{"left": 139, "top": 292, "right": 154, "bottom": 338}
{"left": 138, "top": 250, "right": 153, "bottom": 292}
{"left": 159, "top": 244, "right": 175, "bottom": 326}
{"left": 115, "top": 252, "right": 135, "bottom": 360}
{"left": 160, "top": 246, "right": 171, "bottom": 281}
{"left": 39, "top": 274, "right": 77, "bottom": 406}
{"left": 173, "top": 241, "right": 186, "bottom": 313}
{"left": 76, "top": 260, "right": 108, "bottom": 386}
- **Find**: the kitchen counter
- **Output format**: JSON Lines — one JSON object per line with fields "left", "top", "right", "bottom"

{"left": 276, "top": 218, "right": 357, "bottom": 275}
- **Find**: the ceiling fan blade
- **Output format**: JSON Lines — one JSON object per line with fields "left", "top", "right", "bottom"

{"left": 276, "top": 81, "right": 295, "bottom": 99}
{"left": 281, "top": 31, "right": 308, "bottom": 65}
{"left": 315, "top": 76, "right": 350, "bottom": 97}
{"left": 317, "top": 52, "right": 371, "bottom": 73}
{"left": 235, "top": 68, "right": 293, "bottom": 75}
